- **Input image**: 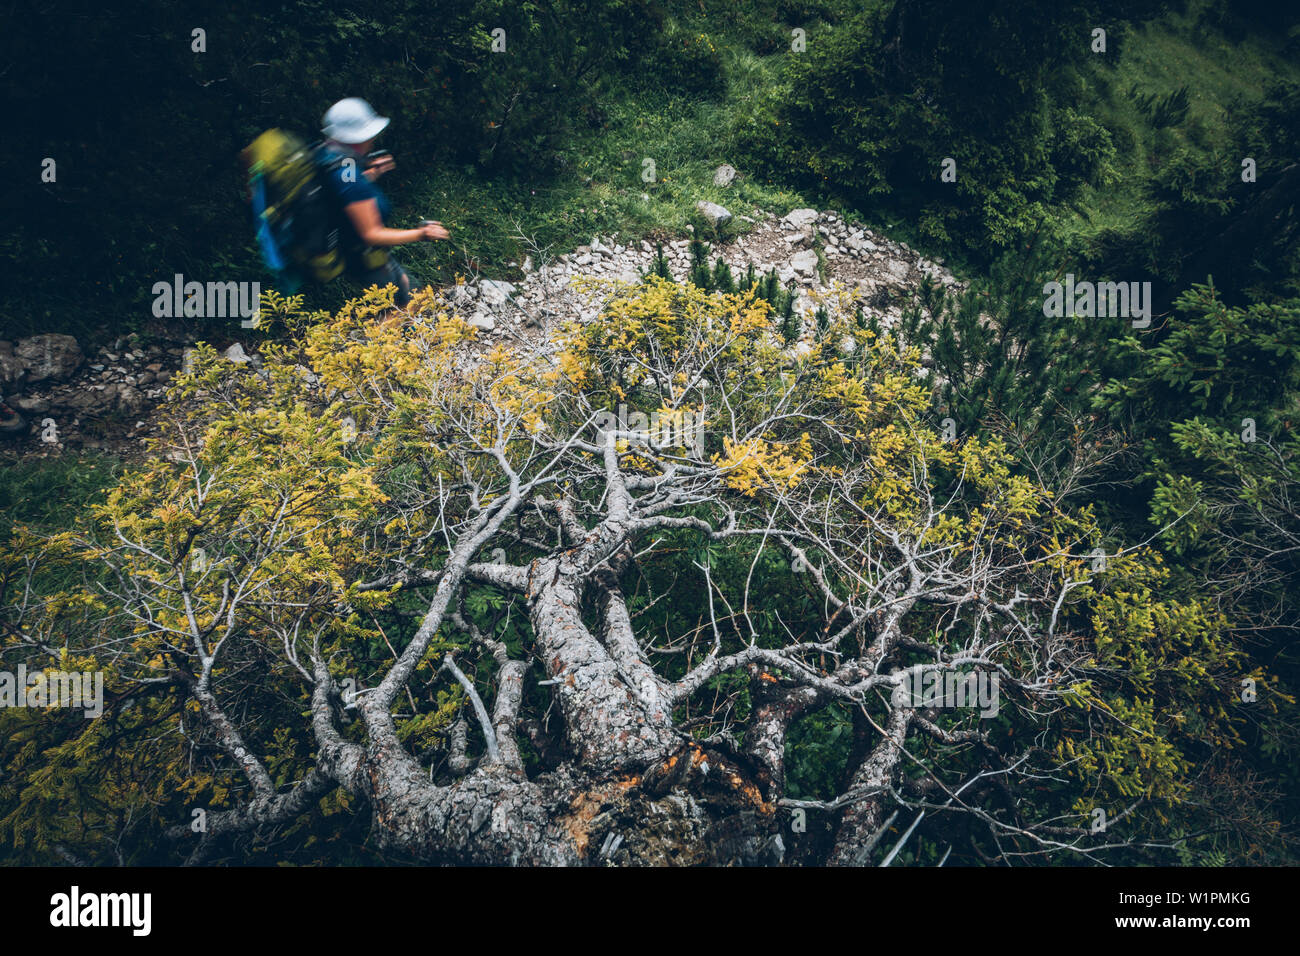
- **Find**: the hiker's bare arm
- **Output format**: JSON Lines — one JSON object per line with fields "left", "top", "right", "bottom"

{"left": 343, "top": 200, "right": 446, "bottom": 246}
{"left": 363, "top": 155, "right": 395, "bottom": 181}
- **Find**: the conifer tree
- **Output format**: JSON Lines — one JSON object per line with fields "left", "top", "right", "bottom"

{"left": 712, "top": 258, "right": 735, "bottom": 294}
{"left": 688, "top": 237, "right": 713, "bottom": 291}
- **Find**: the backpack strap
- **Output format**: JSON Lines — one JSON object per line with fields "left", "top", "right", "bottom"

{"left": 308, "top": 140, "right": 352, "bottom": 176}
{"left": 250, "top": 176, "right": 285, "bottom": 270}
{"left": 250, "top": 173, "right": 300, "bottom": 291}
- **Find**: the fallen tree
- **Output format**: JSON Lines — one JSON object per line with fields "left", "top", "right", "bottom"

{"left": 0, "top": 278, "right": 1270, "bottom": 865}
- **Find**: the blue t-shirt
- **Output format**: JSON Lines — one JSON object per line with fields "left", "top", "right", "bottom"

{"left": 318, "top": 142, "right": 391, "bottom": 254}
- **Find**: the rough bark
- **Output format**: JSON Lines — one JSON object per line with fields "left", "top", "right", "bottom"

{"left": 525, "top": 557, "right": 677, "bottom": 770}
{"left": 827, "top": 706, "right": 914, "bottom": 865}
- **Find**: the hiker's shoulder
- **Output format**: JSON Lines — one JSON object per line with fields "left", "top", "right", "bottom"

{"left": 314, "top": 144, "right": 353, "bottom": 175}
{"left": 316, "top": 149, "right": 376, "bottom": 198}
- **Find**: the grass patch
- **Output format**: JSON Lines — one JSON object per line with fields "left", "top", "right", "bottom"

{"left": 1058, "top": 0, "right": 1300, "bottom": 253}
{"left": 0, "top": 452, "right": 124, "bottom": 537}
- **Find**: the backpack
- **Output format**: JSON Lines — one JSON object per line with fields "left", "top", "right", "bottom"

{"left": 241, "top": 129, "right": 349, "bottom": 290}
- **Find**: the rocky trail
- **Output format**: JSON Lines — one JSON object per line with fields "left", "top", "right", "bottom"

{"left": 0, "top": 206, "right": 963, "bottom": 465}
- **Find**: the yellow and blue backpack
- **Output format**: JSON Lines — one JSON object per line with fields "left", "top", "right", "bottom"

{"left": 241, "top": 129, "right": 348, "bottom": 290}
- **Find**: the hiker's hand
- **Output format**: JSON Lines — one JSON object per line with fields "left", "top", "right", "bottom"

{"left": 421, "top": 222, "right": 450, "bottom": 241}
{"left": 364, "top": 156, "right": 395, "bottom": 181}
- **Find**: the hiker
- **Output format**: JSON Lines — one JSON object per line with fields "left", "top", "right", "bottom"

{"left": 317, "top": 97, "right": 450, "bottom": 307}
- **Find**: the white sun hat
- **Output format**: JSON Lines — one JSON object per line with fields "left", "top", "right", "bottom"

{"left": 322, "top": 98, "right": 390, "bottom": 144}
